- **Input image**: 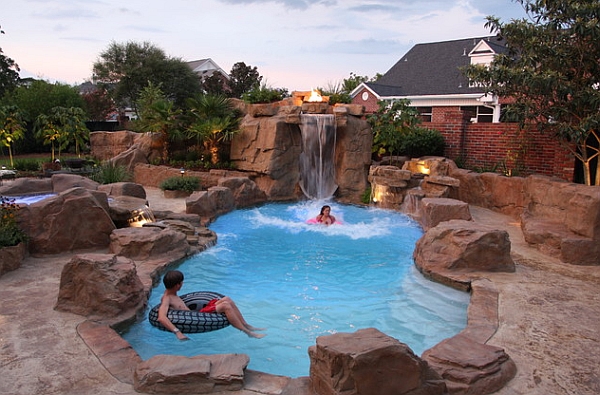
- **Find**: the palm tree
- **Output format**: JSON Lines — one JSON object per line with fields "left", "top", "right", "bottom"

{"left": 52, "top": 107, "right": 89, "bottom": 158}
{"left": 136, "top": 82, "right": 182, "bottom": 163}
{"left": 185, "top": 94, "right": 241, "bottom": 164}
{"left": 34, "top": 114, "right": 62, "bottom": 162}
{"left": 0, "top": 105, "right": 26, "bottom": 168}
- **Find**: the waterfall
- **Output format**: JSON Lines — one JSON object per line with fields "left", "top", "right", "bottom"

{"left": 299, "top": 114, "right": 338, "bottom": 200}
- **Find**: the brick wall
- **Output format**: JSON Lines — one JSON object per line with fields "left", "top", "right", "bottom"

{"left": 427, "top": 106, "right": 574, "bottom": 180}
{"left": 351, "top": 94, "right": 576, "bottom": 181}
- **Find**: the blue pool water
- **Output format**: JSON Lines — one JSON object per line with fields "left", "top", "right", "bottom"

{"left": 122, "top": 201, "right": 470, "bottom": 378}
{"left": 10, "top": 193, "right": 56, "bottom": 205}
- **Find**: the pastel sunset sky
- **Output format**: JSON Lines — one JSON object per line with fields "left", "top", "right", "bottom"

{"left": 2, "top": 0, "right": 527, "bottom": 91}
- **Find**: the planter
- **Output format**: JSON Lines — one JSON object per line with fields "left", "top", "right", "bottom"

{"left": 0, "top": 242, "right": 27, "bottom": 278}
{"left": 163, "top": 190, "right": 192, "bottom": 199}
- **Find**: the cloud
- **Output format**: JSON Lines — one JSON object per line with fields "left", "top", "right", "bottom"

{"left": 320, "top": 38, "right": 405, "bottom": 55}
{"left": 216, "top": 0, "right": 336, "bottom": 10}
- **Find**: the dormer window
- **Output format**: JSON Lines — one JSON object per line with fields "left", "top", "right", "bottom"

{"left": 468, "top": 40, "right": 496, "bottom": 66}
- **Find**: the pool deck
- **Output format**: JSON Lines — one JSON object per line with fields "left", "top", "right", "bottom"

{"left": 1, "top": 187, "right": 599, "bottom": 395}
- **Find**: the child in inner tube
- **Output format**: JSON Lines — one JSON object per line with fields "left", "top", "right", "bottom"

{"left": 316, "top": 205, "right": 336, "bottom": 225}
{"left": 157, "top": 270, "right": 266, "bottom": 340}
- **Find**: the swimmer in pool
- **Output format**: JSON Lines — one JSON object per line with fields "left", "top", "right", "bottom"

{"left": 157, "top": 270, "right": 266, "bottom": 340}
{"left": 316, "top": 205, "right": 336, "bottom": 225}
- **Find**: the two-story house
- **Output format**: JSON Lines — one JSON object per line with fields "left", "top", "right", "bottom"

{"left": 351, "top": 37, "right": 573, "bottom": 181}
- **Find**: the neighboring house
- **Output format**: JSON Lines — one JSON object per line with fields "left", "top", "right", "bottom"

{"left": 186, "top": 58, "right": 229, "bottom": 82}
{"left": 351, "top": 36, "right": 574, "bottom": 181}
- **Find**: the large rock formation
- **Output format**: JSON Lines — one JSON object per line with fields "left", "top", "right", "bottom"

{"left": 22, "top": 187, "right": 116, "bottom": 254}
{"left": 309, "top": 328, "right": 446, "bottom": 395}
{"left": 186, "top": 187, "right": 235, "bottom": 222}
{"left": 55, "top": 253, "right": 146, "bottom": 319}
{"left": 90, "top": 130, "right": 162, "bottom": 162}
{"left": 520, "top": 175, "right": 600, "bottom": 265}
{"left": 134, "top": 354, "right": 249, "bottom": 394}
{"left": 109, "top": 227, "right": 190, "bottom": 261}
{"left": 218, "top": 177, "right": 267, "bottom": 208}
{"left": 413, "top": 219, "right": 515, "bottom": 290}
{"left": 420, "top": 197, "right": 472, "bottom": 231}
{"left": 230, "top": 102, "right": 372, "bottom": 202}
{"left": 422, "top": 333, "right": 517, "bottom": 395}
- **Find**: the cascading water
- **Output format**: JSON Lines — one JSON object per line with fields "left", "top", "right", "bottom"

{"left": 299, "top": 114, "right": 337, "bottom": 199}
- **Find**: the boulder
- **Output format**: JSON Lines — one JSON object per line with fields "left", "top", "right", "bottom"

{"left": 24, "top": 187, "right": 115, "bottom": 254}
{"left": 55, "top": 253, "right": 145, "bottom": 319}
{"left": 218, "top": 177, "right": 267, "bottom": 208}
{"left": 107, "top": 195, "right": 151, "bottom": 227}
{"left": 110, "top": 145, "right": 151, "bottom": 174}
{"left": 422, "top": 333, "right": 517, "bottom": 395}
{"left": 420, "top": 198, "right": 472, "bottom": 230}
{"left": 0, "top": 242, "right": 27, "bottom": 278}
{"left": 413, "top": 220, "right": 515, "bottom": 290}
{"left": 51, "top": 173, "right": 100, "bottom": 193}
{"left": 230, "top": 115, "right": 302, "bottom": 200}
{"left": 98, "top": 182, "right": 147, "bottom": 199}
{"left": 90, "top": 131, "right": 162, "bottom": 162}
{"left": 309, "top": 328, "right": 446, "bottom": 395}
{"left": 0, "top": 177, "right": 52, "bottom": 195}
{"left": 109, "top": 227, "right": 190, "bottom": 261}
{"left": 186, "top": 187, "right": 235, "bottom": 221}
{"left": 134, "top": 353, "right": 249, "bottom": 394}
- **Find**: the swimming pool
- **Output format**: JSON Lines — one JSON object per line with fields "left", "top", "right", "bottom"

{"left": 122, "top": 201, "right": 470, "bottom": 378}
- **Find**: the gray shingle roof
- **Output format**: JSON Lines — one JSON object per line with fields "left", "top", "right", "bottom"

{"left": 368, "top": 36, "right": 507, "bottom": 97}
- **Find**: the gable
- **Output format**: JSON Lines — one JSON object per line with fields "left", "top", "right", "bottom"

{"left": 367, "top": 36, "right": 507, "bottom": 97}
{"left": 186, "top": 58, "right": 230, "bottom": 80}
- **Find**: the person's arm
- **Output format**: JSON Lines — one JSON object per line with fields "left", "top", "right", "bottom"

{"left": 157, "top": 295, "right": 189, "bottom": 340}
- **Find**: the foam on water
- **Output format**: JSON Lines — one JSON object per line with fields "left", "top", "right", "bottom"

{"left": 122, "top": 201, "right": 469, "bottom": 378}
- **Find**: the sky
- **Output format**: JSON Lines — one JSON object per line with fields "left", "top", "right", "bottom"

{"left": 1, "top": 0, "right": 528, "bottom": 92}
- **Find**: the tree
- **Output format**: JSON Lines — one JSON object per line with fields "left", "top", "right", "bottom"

{"left": 52, "top": 107, "right": 89, "bottom": 157}
{"left": 464, "top": 0, "right": 600, "bottom": 185}
{"left": 92, "top": 41, "right": 201, "bottom": 116}
{"left": 81, "top": 86, "right": 115, "bottom": 121}
{"left": 185, "top": 94, "right": 241, "bottom": 164}
{"left": 0, "top": 105, "right": 25, "bottom": 167}
{"left": 367, "top": 99, "right": 423, "bottom": 162}
{"left": 0, "top": 25, "right": 19, "bottom": 98}
{"left": 34, "top": 107, "right": 89, "bottom": 161}
{"left": 135, "top": 82, "right": 182, "bottom": 162}
{"left": 227, "top": 62, "right": 262, "bottom": 99}
{"left": 1, "top": 80, "right": 85, "bottom": 153}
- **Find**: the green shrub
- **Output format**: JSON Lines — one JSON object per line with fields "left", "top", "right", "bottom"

{"left": 90, "top": 162, "right": 131, "bottom": 184}
{"left": 159, "top": 176, "right": 200, "bottom": 193}
{"left": 401, "top": 128, "right": 445, "bottom": 158}
{"left": 242, "top": 84, "right": 288, "bottom": 104}
{"left": 13, "top": 158, "right": 42, "bottom": 172}
{"left": 0, "top": 196, "right": 28, "bottom": 248}
{"left": 360, "top": 187, "right": 372, "bottom": 204}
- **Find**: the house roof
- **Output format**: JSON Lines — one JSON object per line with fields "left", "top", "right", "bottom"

{"left": 186, "top": 58, "right": 229, "bottom": 80}
{"left": 363, "top": 36, "right": 508, "bottom": 98}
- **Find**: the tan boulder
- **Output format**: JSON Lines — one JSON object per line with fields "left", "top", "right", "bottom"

{"left": 218, "top": 177, "right": 267, "bottom": 208}
{"left": 109, "top": 227, "right": 190, "bottom": 261}
{"left": 106, "top": 195, "right": 150, "bottom": 227}
{"left": 134, "top": 353, "right": 249, "bottom": 394}
{"left": 55, "top": 253, "right": 145, "bottom": 319}
{"left": 97, "top": 182, "right": 147, "bottom": 200}
{"left": 422, "top": 333, "right": 517, "bottom": 395}
{"left": 230, "top": 115, "right": 302, "bottom": 200}
{"left": 51, "top": 173, "right": 100, "bottom": 193}
{"left": 420, "top": 198, "right": 472, "bottom": 230}
{"left": 413, "top": 220, "right": 515, "bottom": 289}
{"left": 309, "top": 327, "right": 446, "bottom": 395}
{"left": 24, "top": 187, "right": 115, "bottom": 254}
{"left": 186, "top": 187, "right": 235, "bottom": 221}
{"left": 0, "top": 177, "right": 52, "bottom": 195}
